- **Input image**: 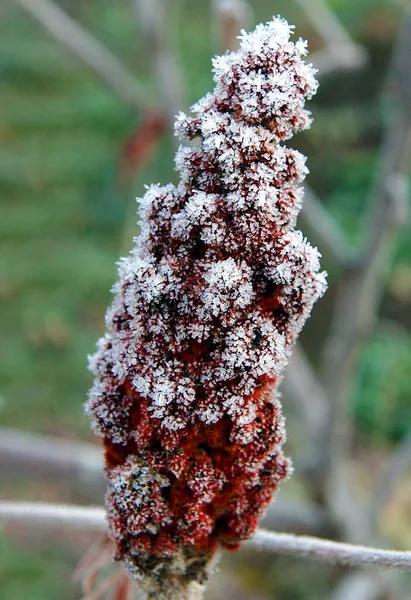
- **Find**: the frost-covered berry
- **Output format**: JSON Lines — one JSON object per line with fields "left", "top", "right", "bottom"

{"left": 86, "top": 16, "right": 326, "bottom": 598}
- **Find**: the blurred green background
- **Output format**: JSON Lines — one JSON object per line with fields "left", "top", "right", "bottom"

{"left": 0, "top": 0, "right": 410, "bottom": 598}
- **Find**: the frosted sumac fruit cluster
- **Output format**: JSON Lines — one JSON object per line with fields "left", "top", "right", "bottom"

{"left": 86, "top": 16, "right": 326, "bottom": 598}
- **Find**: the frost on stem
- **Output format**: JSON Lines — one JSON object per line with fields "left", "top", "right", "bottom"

{"left": 86, "top": 16, "right": 326, "bottom": 597}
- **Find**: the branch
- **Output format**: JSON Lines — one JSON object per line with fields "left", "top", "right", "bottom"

{"left": 296, "top": 0, "right": 353, "bottom": 47}
{"left": 295, "top": 0, "right": 367, "bottom": 75}
{"left": 0, "top": 428, "right": 105, "bottom": 500}
{"left": 132, "top": 0, "right": 186, "bottom": 128}
{"left": 281, "top": 343, "right": 332, "bottom": 472}
{"left": 310, "top": 46, "right": 367, "bottom": 76}
{"left": 300, "top": 186, "right": 354, "bottom": 267}
{"left": 0, "top": 502, "right": 107, "bottom": 532}
{"left": 331, "top": 571, "right": 399, "bottom": 600}
{"left": 319, "top": 11, "right": 411, "bottom": 540}
{"left": 248, "top": 530, "right": 411, "bottom": 570}
{"left": 211, "top": 0, "right": 253, "bottom": 51}
{"left": 370, "top": 432, "right": 411, "bottom": 525}
{"left": 16, "top": 0, "right": 152, "bottom": 113}
{"left": 1, "top": 502, "right": 411, "bottom": 571}
{"left": 0, "top": 428, "right": 332, "bottom": 535}
{"left": 262, "top": 495, "right": 332, "bottom": 536}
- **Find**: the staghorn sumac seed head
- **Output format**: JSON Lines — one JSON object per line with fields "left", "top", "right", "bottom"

{"left": 86, "top": 15, "right": 326, "bottom": 599}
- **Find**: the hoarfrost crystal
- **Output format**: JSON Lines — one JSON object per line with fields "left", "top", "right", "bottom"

{"left": 86, "top": 16, "right": 326, "bottom": 598}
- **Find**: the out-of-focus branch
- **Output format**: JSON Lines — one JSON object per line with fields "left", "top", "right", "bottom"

{"left": 262, "top": 495, "right": 332, "bottom": 536}
{"left": 300, "top": 186, "right": 354, "bottom": 267}
{"left": 248, "top": 530, "right": 411, "bottom": 570}
{"left": 2, "top": 502, "right": 411, "bottom": 571}
{"left": 0, "top": 428, "right": 331, "bottom": 535}
{"left": 296, "top": 0, "right": 353, "bottom": 47}
{"left": 283, "top": 344, "right": 330, "bottom": 431}
{"left": 370, "top": 432, "right": 411, "bottom": 526}
{"left": 0, "top": 428, "right": 105, "bottom": 500}
{"left": 331, "top": 571, "right": 398, "bottom": 600}
{"left": 0, "top": 501, "right": 107, "bottom": 532}
{"left": 282, "top": 343, "right": 331, "bottom": 471}
{"left": 310, "top": 46, "right": 367, "bottom": 76}
{"left": 211, "top": 0, "right": 252, "bottom": 51}
{"left": 320, "top": 11, "right": 411, "bottom": 541}
{"left": 132, "top": 0, "right": 186, "bottom": 128}
{"left": 15, "top": 0, "right": 152, "bottom": 113}
{"left": 295, "top": 0, "right": 367, "bottom": 75}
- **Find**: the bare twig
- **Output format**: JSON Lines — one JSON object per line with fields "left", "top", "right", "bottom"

{"left": 82, "top": 572, "right": 135, "bottom": 600}
{"left": 0, "top": 501, "right": 107, "bottom": 532}
{"left": 0, "top": 428, "right": 105, "bottom": 500}
{"left": 262, "top": 495, "right": 332, "bottom": 536}
{"left": 75, "top": 536, "right": 115, "bottom": 596}
{"left": 248, "top": 530, "right": 411, "bottom": 570}
{"left": 319, "top": 12, "right": 411, "bottom": 540}
{"left": 16, "top": 0, "right": 152, "bottom": 112}
{"left": 310, "top": 47, "right": 367, "bottom": 76}
{"left": 132, "top": 0, "right": 186, "bottom": 128}
{"left": 211, "top": 0, "right": 252, "bottom": 51}
{"left": 282, "top": 343, "right": 331, "bottom": 471}
{"left": 331, "top": 571, "right": 398, "bottom": 600}
{"left": 0, "top": 428, "right": 331, "bottom": 535}
{"left": 295, "top": 0, "right": 367, "bottom": 75}
{"left": 283, "top": 344, "right": 329, "bottom": 431}
{"left": 2, "top": 502, "right": 411, "bottom": 571}
{"left": 300, "top": 186, "right": 354, "bottom": 267}
{"left": 370, "top": 432, "right": 411, "bottom": 526}
{"left": 296, "top": 0, "right": 353, "bottom": 47}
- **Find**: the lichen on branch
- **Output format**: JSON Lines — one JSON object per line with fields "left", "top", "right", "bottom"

{"left": 86, "top": 16, "right": 326, "bottom": 598}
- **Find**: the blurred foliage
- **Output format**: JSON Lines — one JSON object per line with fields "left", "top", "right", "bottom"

{"left": 0, "top": 529, "right": 80, "bottom": 600}
{"left": 0, "top": 0, "right": 410, "bottom": 599}
{"left": 354, "top": 328, "right": 411, "bottom": 444}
